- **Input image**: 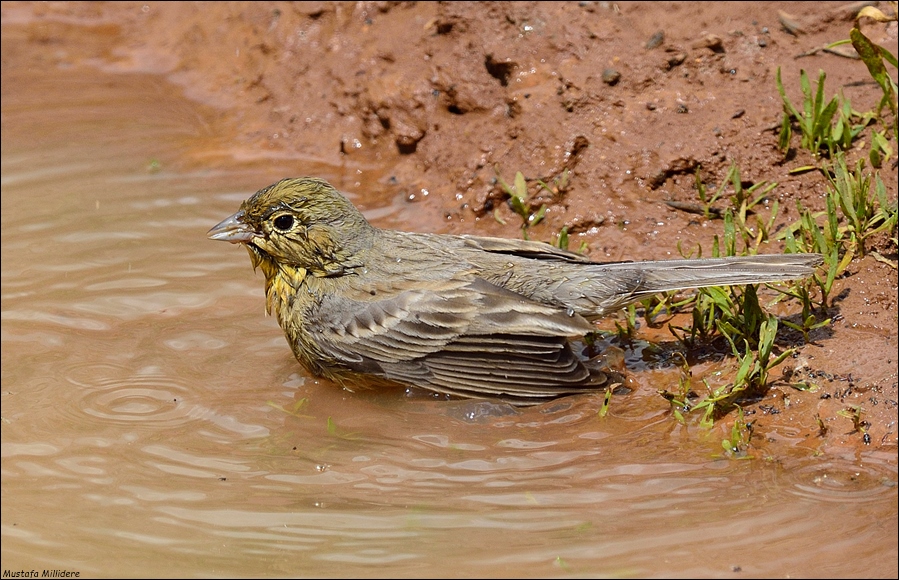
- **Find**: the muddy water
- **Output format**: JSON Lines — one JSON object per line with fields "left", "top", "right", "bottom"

{"left": 2, "top": 44, "right": 897, "bottom": 580}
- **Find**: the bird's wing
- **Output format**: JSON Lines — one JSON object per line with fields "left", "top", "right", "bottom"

{"left": 458, "top": 234, "right": 594, "bottom": 262}
{"left": 312, "top": 277, "right": 603, "bottom": 401}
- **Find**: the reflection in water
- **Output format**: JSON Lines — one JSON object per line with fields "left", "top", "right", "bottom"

{"left": 1, "top": 21, "right": 896, "bottom": 580}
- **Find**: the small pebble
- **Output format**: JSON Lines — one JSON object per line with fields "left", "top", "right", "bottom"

{"left": 601, "top": 68, "right": 621, "bottom": 85}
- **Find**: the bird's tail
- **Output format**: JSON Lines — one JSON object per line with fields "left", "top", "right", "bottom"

{"left": 576, "top": 253, "right": 823, "bottom": 317}
{"left": 616, "top": 253, "right": 823, "bottom": 293}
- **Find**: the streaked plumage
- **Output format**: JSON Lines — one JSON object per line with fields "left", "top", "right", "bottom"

{"left": 208, "top": 177, "right": 822, "bottom": 404}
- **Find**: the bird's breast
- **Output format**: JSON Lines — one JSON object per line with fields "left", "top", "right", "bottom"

{"left": 264, "top": 263, "right": 309, "bottom": 315}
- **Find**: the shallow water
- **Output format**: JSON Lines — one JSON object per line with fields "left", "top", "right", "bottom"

{"left": 2, "top": 29, "right": 897, "bottom": 580}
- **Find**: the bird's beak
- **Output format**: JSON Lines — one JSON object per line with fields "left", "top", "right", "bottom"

{"left": 207, "top": 210, "right": 260, "bottom": 243}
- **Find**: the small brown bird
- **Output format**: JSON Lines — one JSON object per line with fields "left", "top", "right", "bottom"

{"left": 208, "top": 177, "right": 822, "bottom": 404}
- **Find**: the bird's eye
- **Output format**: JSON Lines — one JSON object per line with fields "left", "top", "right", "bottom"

{"left": 272, "top": 214, "right": 295, "bottom": 232}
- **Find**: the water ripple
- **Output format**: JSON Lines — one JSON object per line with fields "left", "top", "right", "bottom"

{"left": 65, "top": 363, "right": 195, "bottom": 429}
{"left": 788, "top": 458, "right": 897, "bottom": 503}
{"left": 1, "top": 309, "right": 109, "bottom": 330}
{"left": 65, "top": 362, "right": 271, "bottom": 439}
{"left": 82, "top": 386, "right": 186, "bottom": 423}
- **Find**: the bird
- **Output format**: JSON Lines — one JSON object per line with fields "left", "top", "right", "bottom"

{"left": 208, "top": 177, "right": 822, "bottom": 405}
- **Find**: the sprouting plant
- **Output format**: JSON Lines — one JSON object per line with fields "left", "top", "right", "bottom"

{"left": 639, "top": 292, "right": 689, "bottom": 328}
{"left": 712, "top": 283, "right": 766, "bottom": 350}
{"left": 827, "top": 5, "right": 898, "bottom": 145}
{"left": 827, "top": 154, "right": 897, "bottom": 258}
{"left": 494, "top": 170, "right": 547, "bottom": 239}
{"left": 667, "top": 292, "right": 716, "bottom": 347}
{"left": 692, "top": 162, "right": 775, "bottom": 224}
{"left": 688, "top": 316, "right": 793, "bottom": 426}
{"left": 658, "top": 353, "right": 694, "bottom": 424}
{"left": 665, "top": 313, "right": 797, "bottom": 429}
{"left": 814, "top": 413, "right": 829, "bottom": 437}
{"left": 552, "top": 225, "right": 589, "bottom": 254}
{"left": 554, "top": 225, "right": 570, "bottom": 250}
{"left": 598, "top": 384, "right": 614, "bottom": 418}
{"left": 837, "top": 405, "right": 871, "bottom": 444}
{"left": 725, "top": 165, "right": 778, "bottom": 221}
{"left": 536, "top": 167, "right": 571, "bottom": 198}
{"left": 777, "top": 68, "right": 837, "bottom": 156}
{"left": 690, "top": 163, "right": 781, "bottom": 256}
{"left": 869, "top": 129, "right": 894, "bottom": 168}
{"left": 668, "top": 272, "right": 774, "bottom": 351}
{"left": 267, "top": 397, "right": 314, "bottom": 419}
{"left": 773, "top": 276, "right": 832, "bottom": 342}
{"left": 776, "top": 68, "right": 872, "bottom": 158}
{"left": 693, "top": 165, "right": 728, "bottom": 219}
{"left": 326, "top": 416, "right": 362, "bottom": 440}
{"left": 721, "top": 407, "right": 753, "bottom": 459}
{"left": 612, "top": 303, "right": 641, "bottom": 343}
{"left": 778, "top": 194, "right": 851, "bottom": 309}
{"left": 731, "top": 316, "right": 792, "bottom": 392}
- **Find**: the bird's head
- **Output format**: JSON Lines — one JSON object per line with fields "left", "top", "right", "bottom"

{"left": 207, "top": 177, "right": 374, "bottom": 278}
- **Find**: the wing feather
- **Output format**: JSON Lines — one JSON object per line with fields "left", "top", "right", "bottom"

{"left": 311, "top": 276, "right": 602, "bottom": 399}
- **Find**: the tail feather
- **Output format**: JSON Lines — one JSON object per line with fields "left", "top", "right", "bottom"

{"left": 626, "top": 253, "right": 823, "bottom": 293}
{"left": 574, "top": 253, "right": 823, "bottom": 317}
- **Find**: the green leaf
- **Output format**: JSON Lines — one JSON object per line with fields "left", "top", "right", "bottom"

{"left": 598, "top": 386, "right": 613, "bottom": 418}
{"left": 776, "top": 67, "right": 803, "bottom": 122}
{"left": 851, "top": 28, "right": 891, "bottom": 96}
{"left": 812, "top": 70, "right": 827, "bottom": 122}
{"left": 529, "top": 204, "right": 547, "bottom": 226}
{"left": 555, "top": 226, "right": 570, "bottom": 250}
{"left": 812, "top": 97, "right": 839, "bottom": 141}
{"left": 509, "top": 195, "right": 528, "bottom": 218}
{"left": 513, "top": 171, "right": 528, "bottom": 201}
{"left": 778, "top": 114, "right": 792, "bottom": 152}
